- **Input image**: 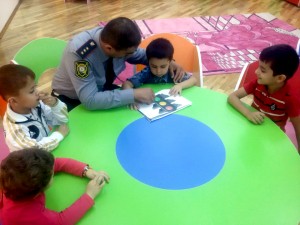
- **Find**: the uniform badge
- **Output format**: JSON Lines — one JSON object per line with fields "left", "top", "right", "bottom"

{"left": 76, "top": 39, "right": 97, "bottom": 58}
{"left": 75, "top": 60, "right": 89, "bottom": 79}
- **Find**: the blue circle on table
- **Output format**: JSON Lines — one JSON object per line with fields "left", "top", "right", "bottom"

{"left": 116, "top": 115, "right": 226, "bottom": 190}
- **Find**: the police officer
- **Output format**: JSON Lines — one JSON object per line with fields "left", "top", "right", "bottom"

{"left": 52, "top": 17, "right": 184, "bottom": 111}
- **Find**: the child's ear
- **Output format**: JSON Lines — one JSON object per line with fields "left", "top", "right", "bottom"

{"left": 7, "top": 97, "right": 18, "bottom": 105}
{"left": 276, "top": 74, "right": 287, "bottom": 83}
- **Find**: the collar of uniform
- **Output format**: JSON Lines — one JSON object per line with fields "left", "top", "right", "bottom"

{"left": 95, "top": 28, "right": 110, "bottom": 63}
{"left": 6, "top": 103, "right": 34, "bottom": 123}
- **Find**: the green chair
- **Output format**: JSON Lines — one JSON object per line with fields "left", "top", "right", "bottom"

{"left": 12, "top": 37, "right": 67, "bottom": 81}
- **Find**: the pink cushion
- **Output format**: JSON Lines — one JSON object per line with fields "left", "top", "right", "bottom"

{"left": 0, "top": 127, "right": 9, "bottom": 161}
{"left": 285, "top": 121, "right": 298, "bottom": 149}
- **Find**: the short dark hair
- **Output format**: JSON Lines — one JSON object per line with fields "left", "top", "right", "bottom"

{"left": 101, "top": 17, "right": 141, "bottom": 51}
{"left": 0, "top": 148, "right": 54, "bottom": 201}
{"left": 0, "top": 64, "right": 35, "bottom": 100}
{"left": 259, "top": 44, "right": 299, "bottom": 80}
{"left": 146, "top": 38, "right": 174, "bottom": 61}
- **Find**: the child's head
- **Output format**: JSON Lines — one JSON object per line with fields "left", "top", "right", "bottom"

{"left": 0, "top": 64, "right": 39, "bottom": 111}
{"left": 146, "top": 38, "right": 174, "bottom": 77}
{"left": 257, "top": 44, "right": 299, "bottom": 84}
{"left": 0, "top": 148, "right": 54, "bottom": 201}
{"left": 101, "top": 17, "right": 141, "bottom": 57}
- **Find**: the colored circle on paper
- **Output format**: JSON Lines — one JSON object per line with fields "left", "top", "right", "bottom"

{"left": 159, "top": 101, "right": 167, "bottom": 106}
{"left": 116, "top": 115, "right": 226, "bottom": 190}
{"left": 165, "top": 106, "right": 173, "bottom": 111}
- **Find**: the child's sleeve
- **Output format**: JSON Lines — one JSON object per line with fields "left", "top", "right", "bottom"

{"left": 42, "top": 100, "right": 68, "bottom": 126}
{"left": 243, "top": 79, "right": 257, "bottom": 94}
{"left": 44, "top": 158, "right": 94, "bottom": 224}
{"left": 4, "top": 123, "right": 63, "bottom": 152}
{"left": 40, "top": 193, "right": 94, "bottom": 225}
{"left": 3, "top": 112, "right": 64, "bottom": 152}
{"left": 127, "top": 67, "right": 152, "bottom": 88}
{"left": 54, "top": 158, "right": 87, "bottom": 175}
{"left": 179, "top": 72, "right": 192, "bottom": 82}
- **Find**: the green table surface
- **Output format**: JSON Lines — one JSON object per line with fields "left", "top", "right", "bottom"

{"left": 48, "top": 85, "right": 300, "bottom": 225}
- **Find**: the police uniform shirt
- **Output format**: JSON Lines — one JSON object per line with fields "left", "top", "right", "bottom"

{"left": 52, "top": 27, "right": 148, "bottom": 110}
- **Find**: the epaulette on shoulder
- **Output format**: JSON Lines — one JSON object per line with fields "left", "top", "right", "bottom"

{"left": 76, "top": 39, "right": 97, "bottom": 59}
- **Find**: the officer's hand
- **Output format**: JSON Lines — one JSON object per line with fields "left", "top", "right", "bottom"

{"left": 133, "top": 88, "right": 155, "bottom": 104}
{"left": 169, "top": 61, "right": 185, "bottom": 83}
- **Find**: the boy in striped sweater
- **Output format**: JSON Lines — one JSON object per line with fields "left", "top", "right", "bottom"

{"left": 0, "top": 64, "right": 69, "bottom": 152}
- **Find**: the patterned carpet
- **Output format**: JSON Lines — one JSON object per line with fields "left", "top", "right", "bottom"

{"left": 99, "top": 13, "right": 300, "bottom": 80}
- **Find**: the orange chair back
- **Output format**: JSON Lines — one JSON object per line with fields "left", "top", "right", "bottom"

{"left": 0, "top": 96, "right": 7, "bottom": 118}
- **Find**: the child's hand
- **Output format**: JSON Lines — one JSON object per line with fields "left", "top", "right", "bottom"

{"left": 169, "top": 84, "right": 182, "bottom": 96}
{"left": 128, "top": 103, "right": 139, "bottom": 110}
{"left": 57, "top": 124, "right": 69, "bottom": 137}
{"left": 85, "top": 174, "right": 108, "bottom": 199}
{"left": 38, "top": 92, "right": 57, "bottom": 107}
{"left": 85, "top": 170, "right": 110, "bottom": 184}
{"left": 246, "top": 111, "right": 265, "bottom": 124}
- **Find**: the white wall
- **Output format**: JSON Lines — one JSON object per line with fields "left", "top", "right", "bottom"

{"left": 0, "top": 0, "right": 19, "bottom": 33}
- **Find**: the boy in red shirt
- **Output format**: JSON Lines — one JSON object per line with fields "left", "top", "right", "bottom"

{"left": 228, "top": 44, "right": 300, "bottom": 152}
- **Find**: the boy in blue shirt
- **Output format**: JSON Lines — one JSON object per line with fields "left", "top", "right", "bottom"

{"left": 122, "top": 38, "right": 196, "bottom": 109}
